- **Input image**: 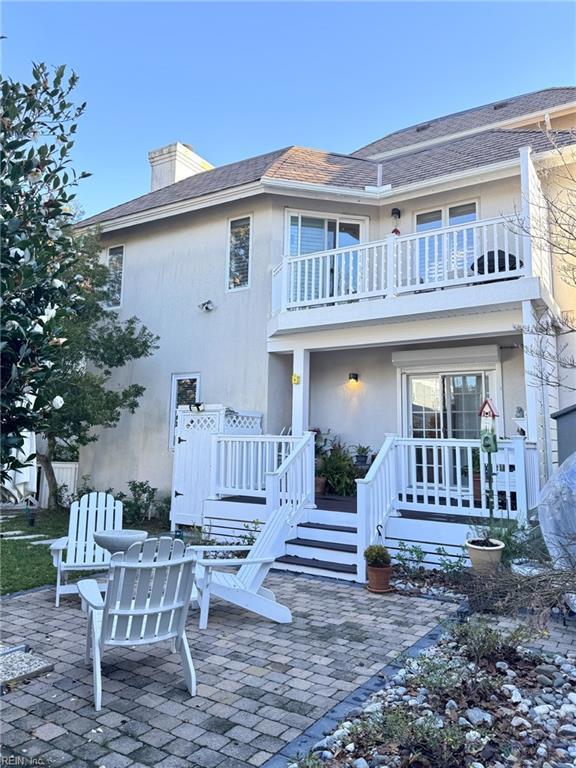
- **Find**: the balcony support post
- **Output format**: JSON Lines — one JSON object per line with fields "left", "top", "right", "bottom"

{"left": 386, "top": 234, "right": 397, "bottom": 296}
{"left": 291, "top": 347, "right": 310, "bottom": 437}
{"left": 519, "top": 145, "right": 533, "bottom": 276}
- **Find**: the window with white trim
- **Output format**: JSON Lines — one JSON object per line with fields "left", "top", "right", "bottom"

{"left": 288, "top": 213, "right": 364, "bottom": 255}
{"left": 227, "top": 217, "right": 251, "bottom": 290}
{"left": 415, "top": 202, "right": 477, "bottom": 232}
{"left": 106, "top": 245, "right": 124, "bottom": 307}
{"left": 169, "top": 373, "right": 200, "bottom": 446}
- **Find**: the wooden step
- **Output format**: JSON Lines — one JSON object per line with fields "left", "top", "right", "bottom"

{"left": 299, "top": 522, "right": 357, "bottom": 534}
{"left": 315, "top": 495, "right": 357, "bottom": 513}
{"left": 275, "top": 554, "right": 357, "bottom": 575}
{"left": 286, "top": 537, "right": 356, "bottom": 553}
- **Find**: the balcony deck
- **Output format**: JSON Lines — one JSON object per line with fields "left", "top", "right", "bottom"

{"left": 270, "top": 216, "right": 552, "bottom": 336}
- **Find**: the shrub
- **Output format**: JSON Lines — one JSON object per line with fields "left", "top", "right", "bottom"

{"left": 450, "top": 619, "right": 529, "bottom": 665}
{"left": 380, "top": 709, "right": 465, "bottom": 768}
{"left": 396, "top": 541, "right": 426, "bottom": 575}
{"left": 320, "top": 438, "right": 358, "bottom": 496}
{"left": 364, "top": 544, "right": 391, "bottom": 567}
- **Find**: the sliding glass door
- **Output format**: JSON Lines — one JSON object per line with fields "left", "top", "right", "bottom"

{"left": 407, "top": 372, "right": 492, "bottom": 491}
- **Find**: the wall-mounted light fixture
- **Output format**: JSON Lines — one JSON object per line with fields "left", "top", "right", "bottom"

{"left": 348, "top": 372, "right": 359, "bottom": 382}
{"left": 391, "top": 208, "right": 401, "bottom": 221}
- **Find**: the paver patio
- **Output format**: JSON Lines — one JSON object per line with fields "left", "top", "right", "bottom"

{"left": 0, "top": 572, "right": 453, "bottom": 767}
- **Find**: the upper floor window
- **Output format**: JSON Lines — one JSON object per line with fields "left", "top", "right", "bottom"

{"left": 288, "top": 212, "right": 364, "bottom": 256}
{"left": 227, "top": 216, "right": 251, "bottom": 290}
{"left": 416, "top": 202, "right": 477, "bottom": 233}
{"left": 170, "top": 373, "right": 200, "bottom": 446}
{"left": 106, "top": 245, "right": 124, "bottom": 307}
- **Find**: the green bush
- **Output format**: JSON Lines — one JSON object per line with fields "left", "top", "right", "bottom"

{"left": 450, "top": 618, "right": 529, "bottom": 665}
{"left": 364, "top": 544, "right": 391, "bottom": 567}
{"left": 318, "top": 438, "right": 358, "bottom": 496}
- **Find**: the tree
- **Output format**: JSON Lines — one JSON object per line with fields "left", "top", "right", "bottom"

{"left": 37, "top": 229, "right": 159, "bottom": 508}
{"left": 1, "top": 64, "right": 88, "bottom": 486}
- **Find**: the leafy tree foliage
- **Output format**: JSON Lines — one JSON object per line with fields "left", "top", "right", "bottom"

{"left": 1, "top": 64, "right": 88, "bottom": 484}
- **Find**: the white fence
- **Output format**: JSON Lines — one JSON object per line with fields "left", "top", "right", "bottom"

{"left": 274, "top": 216, "right": 526, "bottom": 311}
{"left": 210, "top": 436, "right": 301, "bottom": 498}
{"left": 38, "top": 461, "right": 79, "bottom": 508}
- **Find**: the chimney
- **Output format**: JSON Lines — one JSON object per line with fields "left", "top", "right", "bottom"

{"left": 148, "top": 142, "right": 214, "bottom": 191}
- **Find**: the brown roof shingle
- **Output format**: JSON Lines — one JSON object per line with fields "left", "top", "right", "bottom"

{"left": 79, "top": 130, "right": 575, "bottom": 229}
{"left": 352, "top": 87, "right": 576, "bottom": 158}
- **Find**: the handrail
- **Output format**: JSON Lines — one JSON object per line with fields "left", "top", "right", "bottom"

{"left": 266, "top": 431, "right": 315, "bottom": 519}
{"left": 283, "top": 237, "right": 390, "bottom": 264}
{"left": 355, "top": 434, "right": 397, "bottom": 581}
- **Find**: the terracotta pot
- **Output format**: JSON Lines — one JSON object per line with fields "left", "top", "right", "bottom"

{"left": 366, "top": 565, "right": 393, "bottom": 593}
{"left": 315, "top": 476, "right": 327, "bottom": 496}
{"left": 466, "top": 538, "right": 505, "bottom": 574}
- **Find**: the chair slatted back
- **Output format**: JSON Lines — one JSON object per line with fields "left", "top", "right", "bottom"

{"left": 66, "top": 492, "right": 123, "bottom": 566}
{"left": 102, "top": 537, "right": 196, "bottom": 646}
{"left": 237, "top": 504, "right": 291, "bottom": 591}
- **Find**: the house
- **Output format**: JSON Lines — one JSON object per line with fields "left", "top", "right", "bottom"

{"left": 78, "top": 87, "right": 576, "bottom": 581}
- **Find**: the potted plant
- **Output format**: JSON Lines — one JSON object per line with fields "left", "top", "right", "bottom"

{"left": 465, "top": 530, "right": 505, "bottom": 574}
{"left": 322, "top": 439, "right": 357, "bottom": 497}
{"left": 353, "top": 444, "right": 372, "bottom": 467}
{"left": 312, "top": 428, "right": 330, "bottom": 497}
{"left": 364, "top": 544, "right": 393, "bottom": 593}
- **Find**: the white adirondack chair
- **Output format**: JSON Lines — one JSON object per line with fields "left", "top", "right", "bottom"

{"left": 50, "top": 492, "right": 123, "bottom": 606}
{"left": 78, "top": 537, "right": 197, "bottom": 711}
{"left": 191, "top": 503, "right": 296, "bottom": 629}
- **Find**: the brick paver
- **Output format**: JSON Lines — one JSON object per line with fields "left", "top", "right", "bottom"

{"left": 1, "top": 572, "right": 453, "bottom": 767}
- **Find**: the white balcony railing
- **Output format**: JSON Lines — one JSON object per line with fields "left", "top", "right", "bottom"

{"left": 273, "top": 216, "right": 527, "bottom": 312}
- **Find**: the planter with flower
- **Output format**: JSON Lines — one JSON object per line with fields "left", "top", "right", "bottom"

{"left": 353, "top": 444, "right": 372, "bottom": 468}
{"left": 364, "top": 543, "right": 393, "bottom": 593}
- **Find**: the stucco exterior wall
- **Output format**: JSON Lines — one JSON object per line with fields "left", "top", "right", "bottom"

{"left": 80, "top": 198, "right": 278, "bottom": 493}
{"left": 308, "top": 338, "right": 526, "bottom": 451}
{"left": 79, "top": 162, "right": 570, "bottom": 492}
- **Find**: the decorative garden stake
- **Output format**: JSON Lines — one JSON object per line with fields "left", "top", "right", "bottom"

{"left": 479, "top": 398, "right": 499, "bottom": 521}
{"left": 465, "top": 398, "right": 505, "bottom": 573}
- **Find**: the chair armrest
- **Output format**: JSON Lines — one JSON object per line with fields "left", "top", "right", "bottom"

{"left": 78, "top": 579, "right": 105, "bottom": 610}
{"left": 190, "top": 545, "right": 252, "bottom": 553}
{"left": 197, "top": 556, "right": 274, "bottom": 568}
{"left": 50, "top": 536, "right": 68, "bottom": 553}
{"left": 50, "top": 536, "right": 68, "bottom": 567}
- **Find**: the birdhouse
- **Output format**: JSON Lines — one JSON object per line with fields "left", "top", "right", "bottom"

{"left": 479, "top": 397, "right": 498, "bottom": 453}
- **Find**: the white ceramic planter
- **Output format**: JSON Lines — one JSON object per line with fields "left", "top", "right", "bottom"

{"left": 466, "top": 538, "right": 505, "bottom": 574}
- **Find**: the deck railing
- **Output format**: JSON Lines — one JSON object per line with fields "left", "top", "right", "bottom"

{"left": 355, "top": 435, "right": 397, "bottom": 581}
{"left": 273, "top": 216, "right": 526, "bottom": 311}
{"left": 210, "top": 435, "right": 301, "bottom": 498}
{"left": 394, "top": 435, "right": 528, "bottom": 518}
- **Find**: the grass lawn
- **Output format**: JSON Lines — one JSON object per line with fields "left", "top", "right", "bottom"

{"left": 0, "top": 507, "right": 169, "bottom": 596}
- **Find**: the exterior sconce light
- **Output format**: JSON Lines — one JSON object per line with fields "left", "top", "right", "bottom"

{"left": 391, "top": 208, "right": 401, "bottom": 221}
{"left": 348, "top": 373, "right": 359, "bottom": 382}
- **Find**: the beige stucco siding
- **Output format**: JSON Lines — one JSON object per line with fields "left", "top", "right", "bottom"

{"left": 81, "top": 198, "right": 277, "bottom": 493}
{"left": 308, "top": 338, "right": 526, "bottom": 451}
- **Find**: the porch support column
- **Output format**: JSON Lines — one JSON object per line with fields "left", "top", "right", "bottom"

{"left": 522, "top": 301, "right": 539, "bottom": 445}
{"left": 291, "top": 348, "right": 310, "bottom": 436}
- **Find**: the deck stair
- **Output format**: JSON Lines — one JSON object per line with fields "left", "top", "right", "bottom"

{"left": 275, "top": 495, "right": 360, "bottom": 581}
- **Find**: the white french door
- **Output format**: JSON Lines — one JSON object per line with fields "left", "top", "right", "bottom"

{"left": 407, "top": 372, "right": 493, "bottom": 439}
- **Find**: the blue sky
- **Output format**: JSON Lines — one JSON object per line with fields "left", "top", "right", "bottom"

{"left": 4, "top": 2, "right": 575, "bottom": 217}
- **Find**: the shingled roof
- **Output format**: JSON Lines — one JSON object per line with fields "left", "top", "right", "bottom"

{"left": 352, "top": 87, "right": 576, "bottom": 159}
